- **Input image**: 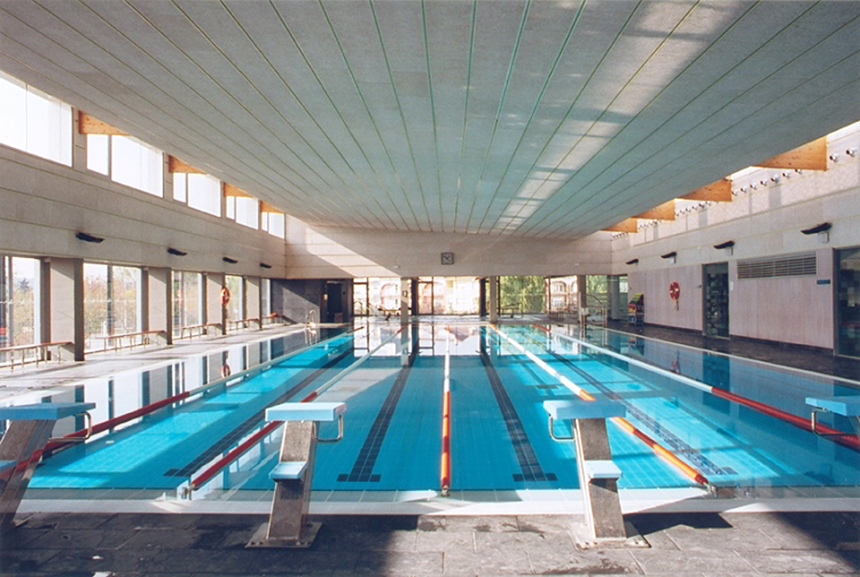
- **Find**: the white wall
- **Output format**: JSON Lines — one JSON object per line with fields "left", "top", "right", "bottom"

{"left": 284, "top": 216, "right": 613, "bottom": 279}
{"left": 616, "top": 129, "right": 860, "bottom": 348}
{"left": 0, "top": 143, "right": 288, "bottom": 279}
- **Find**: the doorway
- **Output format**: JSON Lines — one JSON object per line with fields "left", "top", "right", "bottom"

{"left": 837, "top": 247, "right": 860, "bottom": 357}
{"left": 324, "top": 282, "right": 343, "bottom": 323}
{"left": 703, "top": 262, "right": 729, "bottom": 338}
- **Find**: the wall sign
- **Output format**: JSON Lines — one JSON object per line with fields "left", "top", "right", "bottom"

{"left": 441, "top": 252, "right": 454, "bottom": 265}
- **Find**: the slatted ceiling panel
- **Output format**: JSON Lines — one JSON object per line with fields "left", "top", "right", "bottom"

{"left": 528, "top": 2, "right": 860, "bottom": 238}
{"left": 5, "top": 1, "right": 860, "bottom": 238}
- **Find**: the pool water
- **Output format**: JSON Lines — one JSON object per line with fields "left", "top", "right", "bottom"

{"left": 27, "top": 322, "right": 860, "bottom": 495}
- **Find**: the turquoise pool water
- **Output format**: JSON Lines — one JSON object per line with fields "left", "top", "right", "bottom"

{"left": 26, "top": 322, "right": 860, "bottom": 495}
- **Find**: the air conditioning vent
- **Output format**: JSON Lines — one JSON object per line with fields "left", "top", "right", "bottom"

{"left": 737, "top": 252, "right": 817, "bottom": 279}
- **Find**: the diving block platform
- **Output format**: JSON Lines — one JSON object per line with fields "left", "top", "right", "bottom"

{"left": 544, "top": 399, "right": 642, "bottom": 547}
{"left": 248, "top": 402, "right": 346, "bottom": 549}
{"left": 806, "top": 396, "right": 860, "bottom": 437}
{"left": 0, "top": 402, "right": 95, "bottom": 530}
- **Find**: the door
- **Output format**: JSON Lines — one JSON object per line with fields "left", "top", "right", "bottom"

{"left": 703, "top": 262, "right": 729, "bottom": 338}
{"left": 324, "top": 282, "right": 343, "bottom": 323}
{"left": 837, "top": 247, "right": 860, "bottom": 357}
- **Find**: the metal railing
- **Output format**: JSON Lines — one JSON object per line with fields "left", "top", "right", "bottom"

{"left": 89, "top": 330, "right": 166, "bottom": 353}
{"left": 0, "top": 341, "right": 73, "bottom": 371}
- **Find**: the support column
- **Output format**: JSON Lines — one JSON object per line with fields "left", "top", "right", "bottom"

{"left": 143, "top": 267, "right": 172, "bottom": 346}
{"left": 489, "top": 276, "right": 498, "bottom": 324}
{"left": 608, "top": 275, "right": 622, "bottom": 321}
{"left": 47, "top": 258, "right": 83, "bottom": 361}
{"left": 205, "top": 273, "right": 225, "bottom": 336}
{"left": 400, "top": 277, "right": 411, "bottom": 326}
{"left": 246, "top": 277, "right": 261, "bottom": 329}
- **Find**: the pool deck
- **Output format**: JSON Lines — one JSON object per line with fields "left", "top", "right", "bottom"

{"left": 2, "top": 318, "right": 860, "bottom": 575}
{"left": 3, "top": 510, "right": 858, "bottom": 576}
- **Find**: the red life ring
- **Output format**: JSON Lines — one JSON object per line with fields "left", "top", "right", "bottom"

{"left": 220, "top": 364, "right": 232, "bottom": 378}
{"left": 669, "top": 281, "right": 680, "bottom": 300}
{"left": 220, "top": 287, "right": 231, "bottom": 306}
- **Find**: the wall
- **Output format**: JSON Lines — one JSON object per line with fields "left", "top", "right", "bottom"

{"left": 629, "top": 264, "right": 703, "bottom": 332}
{"left": 0, "top": 141, "right": 289, "bottom": 279}
{"left": 272, "top": 279, "right": 324, "bottom": 324}
{"left": 616, "top": 129, "right": 860, "bottom": 349}
{"left": 284, "top": 217, "right": 613, "bottom": 279}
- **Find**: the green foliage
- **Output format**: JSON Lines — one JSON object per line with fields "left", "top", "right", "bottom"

{"left": 500, "top": 275, "right": 545, "bottom": 314}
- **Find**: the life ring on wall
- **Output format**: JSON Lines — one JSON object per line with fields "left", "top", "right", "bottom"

{"left": 220, "top": 364, "right": 232, "bottom": 378}
{"left": 668, "top": 281, "right": 680, "bottom": 300}
{"left": 220, "top": 287, "right": 231, "bottom": 306}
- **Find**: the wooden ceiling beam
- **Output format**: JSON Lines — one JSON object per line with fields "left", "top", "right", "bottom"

{"left": 755, "top": 136, "right": 828, "bottom": 170}
{"left": 168, "top": 155, "right": 204, "bottom": 174}
{"left": 634, "top": 200, "right": 676, "bottom": 220}
{"left": 78, "top": 111, "right": 127, "bottom": 135}
{"left": 603, "top": 218, "right": 638, "bottom": 233}
{"left": 223, "top": 182, "right": 253, "bottom": 198}
{"left": 681, "top": 178, "right": 733, "bottom": 202}
{"left": 260, "top": 202, "right": 284, "bottom": 214}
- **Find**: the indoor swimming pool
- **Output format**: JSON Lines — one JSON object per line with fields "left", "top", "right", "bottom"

{"left": 17, "top": 321, "right": 860, "bottom": 499}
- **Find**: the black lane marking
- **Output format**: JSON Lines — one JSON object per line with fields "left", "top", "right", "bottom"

{"left": 338, "top": 344, "right": 418, "bottom": 483}
{"left": 479, "top": 337, "right": 556, "bottom": 483}
{"left": 165, "top": 348, "right": 351, "bottom": 477}
{"left": 545, "top": 348, "right": 732, "bottom": 476}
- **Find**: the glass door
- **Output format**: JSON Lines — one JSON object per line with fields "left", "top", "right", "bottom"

{"left": 703, "top": 262, "right": 729, "bottom": 338}
{"left": 837, "top": 247, "right": 860, "bottom": 357}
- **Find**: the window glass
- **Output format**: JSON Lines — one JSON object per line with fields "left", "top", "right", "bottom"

{"left": 225, "top": 275, "right": 243, "bottom": 321}
{"left": 111, "top": 135, "right": 163, "bottom": 196}
{"left": 0, "top": 70, "right": 72, "bottom": 165}
{"left": 234, "top": 196, "right": 258, "bottom": 229}
{"left": 262, "top": 212, "right": 285, "bottom": 238}
{"left": 0, "top": 256, "right": 40, "bottom": 357}
{"left": 187, "top": 173, "right": 221, "bottom": 216}
{"left": 0, "top": 73, "right": 27, "bottom": 150}
{"left": 173, "top": 173, "right": 187, "bottom": 202}
{"left": 87, "top": 134, "right": 109, "bottom": 175}
{"left": 83, "top": 263, "right": 141, "bottom": 352}
{"left": 172, "top": 271, "right": 203, "bottom": 336}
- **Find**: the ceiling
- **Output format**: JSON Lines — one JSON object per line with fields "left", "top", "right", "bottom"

{"left": 2, "top": 0, "right": 860, "bottom": 239}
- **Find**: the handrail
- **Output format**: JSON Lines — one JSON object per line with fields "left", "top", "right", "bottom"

{"left": 89, "top": 329, "right": 165, "bottom": 353}
{"left": 177, "top": 322, "right": 223, "bottom": 340}
{"left": 1, "top": 341, "right": 72, "bottom": 371}
{"left": 226, "top": 317, "right": 261, "bottom": 331}
{"left": 188, "top": 326, "right": 402, "bottom": 492}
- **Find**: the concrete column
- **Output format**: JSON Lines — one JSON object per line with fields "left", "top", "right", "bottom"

{"left": 489, "top": 276, "right": 498, "bottom": 324}
{"left": 608, "top": 275, "right": 622, "bottom": 321}
{"left": 48, "top": 258, "right": 84, "bottom": 361}
{"left": 246, "top": 276, "right": 262, "bottom": 329}
{"left": 400, "top": 278, "right": 410, "bottom": 325}
{"left": 577, "top": 274, "right": 587, "bottom": 310}
{"left": 205, "top": 272, "right": 225, "bottom": 336}
{"left": 143, "top": 267, "right": 172, "bottom": 346}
